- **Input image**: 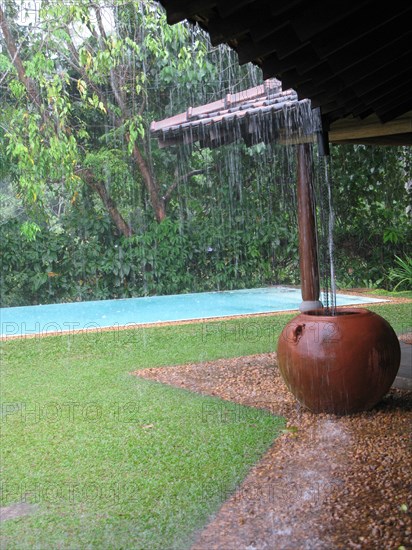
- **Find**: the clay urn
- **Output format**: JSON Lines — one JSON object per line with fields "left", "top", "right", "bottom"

{"left": 277, "top": 308, "right": 401, "bottom": 414}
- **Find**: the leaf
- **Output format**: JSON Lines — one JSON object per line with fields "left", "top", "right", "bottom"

{"left": 20, "top": 221, "right": 41, "bottom": 241}
{"left": 77, "top": 79, "right": 87, "bottom": 95}
{"left": 281, "top": 426, "right": 299, "bottom": 436}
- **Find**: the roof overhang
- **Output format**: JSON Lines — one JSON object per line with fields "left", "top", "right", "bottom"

{"left": 156, "top": 1, "right": 412, "bottom": 145}
{"left": 151, "top": 79, "right": 412, "bottom": 148}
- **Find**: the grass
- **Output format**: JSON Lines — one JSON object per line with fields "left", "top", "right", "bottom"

{"left": 1, "top": 301, "right": 410, "bottom": 548}
{"left": 0, "top": 315, "right": 289, "bottom": 549}
{"left": 367, "top": 301, "right": 411, "bottom": 333}
{"left": 370, "top": 288, "right": 412, "bottom": 300}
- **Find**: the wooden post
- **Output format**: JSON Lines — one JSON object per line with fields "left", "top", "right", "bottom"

{"left": 297, "top": 144, "right": 323, "bottom": 312}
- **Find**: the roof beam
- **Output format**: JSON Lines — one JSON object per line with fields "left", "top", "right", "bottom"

{"left": 160, "top": 0, "right": 217, "bottom": 24}
{"left": 329, "top": 111, "right": 412, "bottom": 142}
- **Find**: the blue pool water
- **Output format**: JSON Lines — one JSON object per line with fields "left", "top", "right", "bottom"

{"left": 0, "top": 286, "right": 385, "bottom": 337}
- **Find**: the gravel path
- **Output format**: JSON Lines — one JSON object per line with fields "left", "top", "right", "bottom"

{"left": 133, "top": 352, "right": 412, "bottom": 550}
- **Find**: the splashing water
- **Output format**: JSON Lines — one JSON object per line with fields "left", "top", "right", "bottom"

{"left": 325, "top": 156, "right": 337, "bottom": 314}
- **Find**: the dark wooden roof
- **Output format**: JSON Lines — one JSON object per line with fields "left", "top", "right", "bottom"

{"left": 156, "top": 1, "right": 412, "bottom": 143}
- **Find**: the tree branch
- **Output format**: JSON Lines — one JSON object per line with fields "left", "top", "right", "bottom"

{"left": 110, "top": 69, "right": 128, "bottom": 116}
{"left": 163, "top": 169, "right": 205, "bottom": 205}
{"left": 76, "top": 167, "right": 133, "bottom": 237}
{"left": 0, "top": 6, "right": 40, "bottom": 107}
{"left": 64, "top": 26, "right": 121, "bottom": 125}
{"left": 92, "top": 3, "right": 107, "bottom": 43}
{"left": 129, "top": 139, "right": 166, "bottom": 222}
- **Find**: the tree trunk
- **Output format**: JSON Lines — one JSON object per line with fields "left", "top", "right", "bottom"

{"left": 79, "top": 170, "right": 133, "bottom": 237}
{"left": 131, "top": 142, "right": 166, "bottom": 222}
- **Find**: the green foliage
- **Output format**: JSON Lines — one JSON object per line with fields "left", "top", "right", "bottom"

{"left": 2, "top": 139, "right": 410, "bottom": 305}
{"left": 20, "top": 220, "right": 41, "bottom": 241}
{"left": 331, "top": 144, "right": 412, "bottom": 290}
{"left": 0, "top": 207, "right": 299, "bottom": 306}
{"left": 0, "top": 0, "right": 221, "bottom": 230}
{"left": 388, "top": 255, "right": 412, "bottom": 291}
{"left": 1, "top": 2, "right": 411, "bottom": 306}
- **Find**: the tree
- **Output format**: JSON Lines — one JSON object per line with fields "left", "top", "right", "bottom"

{"left": 0, "top": 0, "right": 215, "bottom": 235}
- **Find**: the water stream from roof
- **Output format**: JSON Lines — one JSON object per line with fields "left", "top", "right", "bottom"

{"left": 313, "top": 147, "right": 338, "bottom": 314}
{"left": 169, "top": 85, "right": 337, "bottom": 304}
{"left": 325, "top": 156, "right": 337, "bottom": 314}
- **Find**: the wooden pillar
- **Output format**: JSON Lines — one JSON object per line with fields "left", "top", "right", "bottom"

{"left": 297, "top": 143, "right": 323, "bottom": 312}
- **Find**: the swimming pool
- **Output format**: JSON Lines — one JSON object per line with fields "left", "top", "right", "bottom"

{"left": 0, "top": 286, "right": 385, "bottom": 337}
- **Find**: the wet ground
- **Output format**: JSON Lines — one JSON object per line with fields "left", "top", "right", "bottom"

{"left": 134, "top": 347, "right": 412, "bottom": 549}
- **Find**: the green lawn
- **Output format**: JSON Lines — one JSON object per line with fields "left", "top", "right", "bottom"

{"left": 367, "top": 301, "right": 411, "bottom": 334}
{"left": 0, "top": 314, "right": 290, "bottom": 549}
{"left": 0, "top": 302, "right": 410, "bottom": 548}
{"left": 370, "top": 289, "right": 412, "bottom": 300}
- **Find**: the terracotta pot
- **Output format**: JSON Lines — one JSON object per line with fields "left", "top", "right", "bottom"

{"left": 277, "top": 308, "right": 401, "bottom": 414}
